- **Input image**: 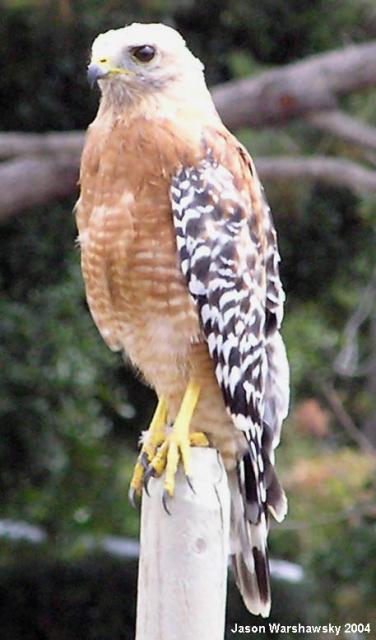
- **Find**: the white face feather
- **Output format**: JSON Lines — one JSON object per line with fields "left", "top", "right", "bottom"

{"left": 89, "top": 22, "right": 205, "bottom": 99}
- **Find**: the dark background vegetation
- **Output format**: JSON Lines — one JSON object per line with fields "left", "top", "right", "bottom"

{"left": 1, "top": 1, "right": 376, "bottom": 638}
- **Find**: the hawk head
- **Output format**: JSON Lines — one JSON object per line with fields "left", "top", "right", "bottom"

{"left": 87, "top": 23, "right": 205, "bottom": 104}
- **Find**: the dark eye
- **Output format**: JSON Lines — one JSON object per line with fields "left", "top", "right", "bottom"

{"left": 131, "top": 45, "right": 156, "bottom": 63}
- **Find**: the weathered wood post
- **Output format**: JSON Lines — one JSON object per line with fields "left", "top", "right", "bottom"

{"left": 135, "top": 447, "right": 230, "bottom": 640}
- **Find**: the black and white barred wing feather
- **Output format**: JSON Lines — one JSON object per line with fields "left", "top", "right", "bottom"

{"left": 262, "top": 194, "right": 290, "bottom": 460}
{"left": 170, "top": 152, "right": 289, "bottom": 617}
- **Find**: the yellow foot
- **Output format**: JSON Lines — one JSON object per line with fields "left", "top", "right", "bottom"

{"left": 130, "top": 382, "right": 209, "bottom": 510}
{"left": 146, "top": 430, "right": 209, "bottom": 500}
{"left": 143, "top": 381, "right": 209, "bottom": 509}
{"left": 129, "top": 396, "right": 168, "bottom": 504}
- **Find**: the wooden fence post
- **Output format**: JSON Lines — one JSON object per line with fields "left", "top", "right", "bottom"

{"left": 135, "top": 447, "right": 230, "bottom": 640}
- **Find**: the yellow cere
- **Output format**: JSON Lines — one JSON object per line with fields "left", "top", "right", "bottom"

{"left": 93, "top": 58, "right": 135, "bottom": 76}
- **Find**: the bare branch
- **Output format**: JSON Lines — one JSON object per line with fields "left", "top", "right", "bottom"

{"left": 212, "top": 41, "right": 376, "bottom": 130}
{"left": 320, "top": 382, "right": 376, "bottom": 457}
{"left": 256, "top": 156, "right": 376, "bottom": 194}
{"left": 307, "top": 110, "right": 376, "bottom": 151}
{"left": 0, "top": 156, "right": 79, "bottom": 222}
{"left": 0, "top": 132, "right": 84, "bottom": 160}
{"left": 334, "top": 268, "right": 376, "bottom": 376}
{"left": 2, "top": 153, "right": 376, "bottom": 222}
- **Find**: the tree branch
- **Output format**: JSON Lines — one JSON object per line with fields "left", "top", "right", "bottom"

{"left": 0, "top": 156, "right": 79, "bottom": 222}
{"left": 0, "top": 132, "right": 84, "bottom": 160}
{"left": 212, "top": 41, "right": 376, "bottom": 130}
{"left": 256, "top": 156, "right": 376, "bottom": 194}
{"left": 306, "top": 110, "right": 376, "bottom": 151}
{"left": 1, "top": 153, "right": 376, "bottom": 222}
{"left": 320, "top": 382, "right": 376, "bottom": 457}
{"left": 334, "top": 268, "right": 376, "bottom": 376}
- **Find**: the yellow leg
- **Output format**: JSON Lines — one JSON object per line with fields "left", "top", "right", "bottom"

{"left": 147, "top": 381, "right": 209, "bottom": 498}
{"left": 164, "top": 381, "right": 201, "bottom": 497}
{"left": 142, "top": 396, "right": 168, "bottom": 460}
{"left": 129, "top": 396, "right": 168, "bottom": 499}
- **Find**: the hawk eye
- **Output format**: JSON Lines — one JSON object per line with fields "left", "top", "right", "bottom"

{"left": 131, "top": 45, "right": 156, "bottom": 63}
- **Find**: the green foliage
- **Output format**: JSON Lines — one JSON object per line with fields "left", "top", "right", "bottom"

{"left": 0, "top": 202, "right": 147, "bottom": 543}
{"left": 310, "top": 521, "right": 376, "bottom": 626}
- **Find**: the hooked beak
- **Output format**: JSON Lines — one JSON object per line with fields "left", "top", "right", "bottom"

{"left": 87, "top": 60, "right": 135, "bottom": 87}
{"left": 87, "top": 63, "right": 109, "bottom": 87}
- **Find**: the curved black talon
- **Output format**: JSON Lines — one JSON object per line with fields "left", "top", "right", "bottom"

{"left": 140, "top": 451, "right": 150, "bottom": 471}
{"left": 186, "top": 475, "right": 195, "bottom": 494}
{"left": 128, "top": 486, "right": 140, "bottom": 509}
{"left": 162, "top": 490, "right": 172, "bottom": 515}
{"left": 143, "top": 465, "right": 155, "bottom": 496}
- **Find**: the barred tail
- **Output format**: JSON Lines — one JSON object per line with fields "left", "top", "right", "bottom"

{"left": 231, "top": 523, "right": 271, "bottom": 618}
{"left": 228, "top": 451, "right": 287, "bottom": 618}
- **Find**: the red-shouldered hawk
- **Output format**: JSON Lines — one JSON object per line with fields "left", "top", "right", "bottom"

{"left": 76, "top": 22, "right": 289, "bottom": 618}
